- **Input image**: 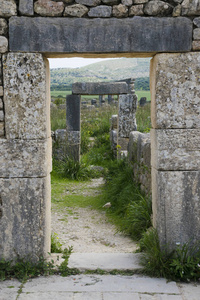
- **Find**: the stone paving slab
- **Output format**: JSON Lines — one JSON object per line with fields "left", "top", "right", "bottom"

{"left": 68, "top": 253, "right": 142, "bottom": 271}
{"left": 0, "top": 279, "right": 21, "bottom": 300}
{"left": 1, "top": 275, "right": 200, "bottom": 300}
{"left": 22, "top": 275, "right": 180, "bottom": 294}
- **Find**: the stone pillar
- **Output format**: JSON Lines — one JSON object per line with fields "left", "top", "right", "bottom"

{"left": 1, "top": 53, "right": 51, "bottom": 261}
{"left": 108, "top": 95, "right": 114, "bottom": 104}
{"left": 66, "top": 94, "right": 81, "bottom": 161}
{"left": 117, "top": 93, "right": 137, "bottom": 153}
{"left": 150, "top": 53, "right": 200, "bottom": 251}
{"left": 99, "top": 95, "right": 105, "bottom": 106}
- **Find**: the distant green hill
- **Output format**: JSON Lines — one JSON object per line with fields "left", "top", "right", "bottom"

{"left": 50, "top": 58, "right": 150, "bottom": 91}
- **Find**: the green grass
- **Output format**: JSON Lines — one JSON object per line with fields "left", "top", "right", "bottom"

{"left": 51, "top": 90, "right": 71, "bottom": 98}
{"left": 135, "top": 90, "right": 151, "bottom": 101}
{"left": 51, "top": 171, "right": 105, "bottom": 210}
{"left": 136, "top": 102, "right": 151, "bottom": 133}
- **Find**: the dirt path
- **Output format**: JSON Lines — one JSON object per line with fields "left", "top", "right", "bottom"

{"left": 51, "top": 178, "right": 137, "bottom": 253}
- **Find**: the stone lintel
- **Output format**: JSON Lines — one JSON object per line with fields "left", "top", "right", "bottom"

{"left": 0, "top": 138, "right": 52, "bottom": 177}
{"left": 66, "top": 94, "right": 81, "bottom": 131}
{"left": 151, "top": 52, "right": 200, "bottom": 129}
{"left": 9, "top": 17, "right": 192, "bottom": 53}
{"left": 72, "top": 82, "right": 129, "bottom": 95}
{"left": 0, "top": 176, "right": 51, "bottom": 261}
{"left": 152, "top": 168, "right": 200, "bottom": 251}
{"left": 151, "top": 129, "right": 200, "bottom": 171}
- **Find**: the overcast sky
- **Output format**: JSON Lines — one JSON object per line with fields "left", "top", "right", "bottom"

{"left": 48, "top": 57, "right": 117, "bottom": 69}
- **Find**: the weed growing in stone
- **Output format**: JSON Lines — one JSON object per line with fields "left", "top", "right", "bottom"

{"left": 139, "top": 228, "right": 200, "bottom": 281}
{"left": 51, "top": 232, "right": 63, "bottom": 253}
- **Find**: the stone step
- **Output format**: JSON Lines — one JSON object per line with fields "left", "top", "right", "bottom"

{"left": 67, "top": 253, "right": 142, "bottom": 271}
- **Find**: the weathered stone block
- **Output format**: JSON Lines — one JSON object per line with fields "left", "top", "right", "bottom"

{"left": 152, "top": 169, "right": 200, "bottom": 250}
{"left": 144, "top": 0, "right": 173, "bottom": 16}
{"left": 75, "top": 0, "right": 101, "bottom": 6}
{"left": 3, "top": 53, "right": 51, "bottom": 139}
{"left": 66, "top": 94, "right": 81, "bottom": 131}
{"left": 129, "top": 4, "right": 144, "bottom": 16}
{"left": 0, "top": 98, "right": 3, "bottom": 110}
{"left": 72, "top": 82, "right": 129, "bottom": 95}
{"left": 181, "top": 0, "right": 200, "bottom": 16}
{"left": 128, "top": 131, "right": 151, "bottom": 167}
{"left": 9, "top": 17, "right": 193, "bottom": 54}
{"left": 172, "top": 4, "right": 181, "bottom": 17}
{"left": 0, "top": 138, "right": 52, "bottom": 177}
{"left": 118, "top": 94, "right": 137, "bottom": 138}
{"left": 0, "top": 176, "right": 51, "bottom": 261}
{"left": 68, "top": 131, "right": 80, "bottom": 161}
{"left": 151, "top": 129, "right": 200, "bottom": 171}
{"left": 193, "top": 28, "right": 200, "bottom": 40}
{"left": 122, "top": 0, "right": 133, "bottom": 6}
{"left": 110, "top": 114, "right": 118, "bottom": 130}
{"left": 113, "top": 4, "right": 129, "bottom": 17}
{"left": 34, "top": 0, "right": 64, "bottom": 16}
{"left": 193, "top": 17, "right": 200, "bottom": 27}
{"left": 118, "top": 137, "right": 129, "bottom": 151}
{"left": 0, "top": 19, "right": 8, "bottom": 35}
{"left": 192, "top": 40, "right": 200, "bottom": 50}
{"left": 0, "top": 86, "right": 3, "bottom": 97}
{"left": 88, "top": 6, "right": 112, "bottom": 17}
{"left": 133, "top": 0, "right": 148, "bottom": 3}
{"left": 64, "top": 4, "right": 88, "bottom": 17}
{"left": 151, "top": 53, "right": 200, "bottom": 129}
{"left": 0, "top": 111, "right": 4, "bottom": 122}
{"left": 0, "top": 0, "right": 17, "bottom": 17}
{"left": 19, "top": 0, "right": 34, "bottom": 16}
{"left": 102, "top": 0, "right": 119, "bottom": 4}
{"left": 0, "top": 36, "right": 8, "bottom": 53}
{"left": 0, "top": 123, "right": 4, "bottom": 137}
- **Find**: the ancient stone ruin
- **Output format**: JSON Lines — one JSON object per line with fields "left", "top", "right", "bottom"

{"left": 1, "top": 0, "right": 200, "bottom": 260}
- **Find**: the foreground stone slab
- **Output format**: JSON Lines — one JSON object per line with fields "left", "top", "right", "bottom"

{"left": 151, "top": 129, "right": 200, "bottom": 170}
{"left": 151, "top": 52, "right": 200, "bottom": 129}
{"left": 68, "top": 253, "right": 142, "bottom": 271}
{"left": 9, "top": 17, "right": 192, "bottom": 53}
{"left": 0, "top": 138, "right": 51, "bottom": 177}
{"left": 21, "top": 274, "right": 179, "bottom": 294}
{"left": 72, "top": 82, "right": 129, "bottom": 95}
{"left": 152, "top": 169, "right": 200, "bottom": 250}
{"left": 0, "top": 280, "right": 21, "bottom": 300}
{"left": 3, "top": 52, "right": 51, "bottom": 139}
{"left": 0, "top": 176, "right": 51, "bottom": 261}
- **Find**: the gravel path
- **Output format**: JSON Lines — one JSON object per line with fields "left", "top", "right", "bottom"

{"left": 51, "top": 178, "right": 137, "bottom": 253}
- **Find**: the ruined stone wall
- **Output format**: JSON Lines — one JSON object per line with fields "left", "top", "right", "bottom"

{"left": 128, "top": 131, "right": 151, "bottom": 195}
{"left": 1, "top": 0, "right": 200, "bottom": 259}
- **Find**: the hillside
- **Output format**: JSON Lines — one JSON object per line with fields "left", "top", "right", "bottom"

{"left": 50, "top": 58, "right": 150, "bottom": 91}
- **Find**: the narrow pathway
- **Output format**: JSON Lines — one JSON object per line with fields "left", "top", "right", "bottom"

{"left": 51, "top": 178, "right": 137, "bottom": 253}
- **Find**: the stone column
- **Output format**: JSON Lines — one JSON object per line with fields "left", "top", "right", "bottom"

{"left": 108, "top": 95, "right": 114, "bottom": 105}
{"left": 1, "top": 53, "right": 51, "bottom": 261}
{"left": 117, "top": 93, "right": 137, "bottom": 153}
{"left": 150, "top": 53, "right": 200, "bottom": 251}
{"left": 66, "top": 94, "right": 81, "bottom": 161}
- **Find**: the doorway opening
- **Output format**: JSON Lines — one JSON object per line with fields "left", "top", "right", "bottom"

{"left": 49, "top": 56, "right": 152, "bottom": 256}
